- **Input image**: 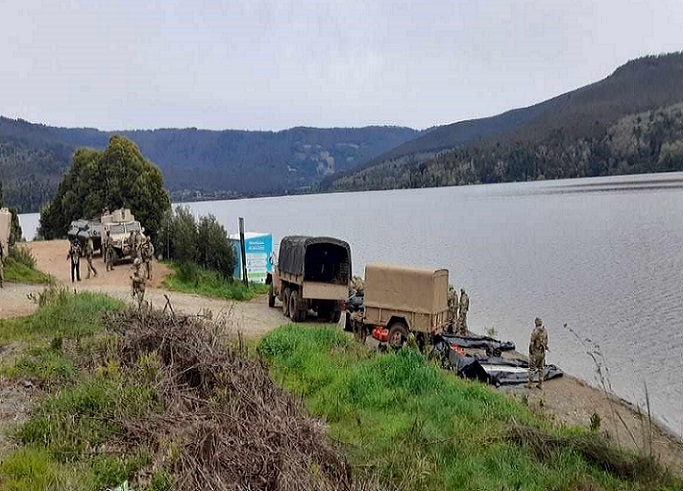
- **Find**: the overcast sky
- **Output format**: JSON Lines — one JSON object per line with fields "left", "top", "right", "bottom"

{"left": 1, "top": 1, "right": 682, "bottom": 131}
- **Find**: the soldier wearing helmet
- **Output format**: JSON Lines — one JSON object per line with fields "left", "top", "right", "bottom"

{"left": 130, "top": 257, "right": 146, "bottom": 307}
{"left": 527, "top": 317, "right": 549, "bottom": 389}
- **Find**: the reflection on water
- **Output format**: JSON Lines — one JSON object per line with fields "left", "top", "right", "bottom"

{"left": 20, "top": 171, "right": 683, "bottom": 436}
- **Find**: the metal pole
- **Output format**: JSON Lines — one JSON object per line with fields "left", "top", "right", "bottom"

{"left": 238, "top": 217, "right": 249, "bottom": 287}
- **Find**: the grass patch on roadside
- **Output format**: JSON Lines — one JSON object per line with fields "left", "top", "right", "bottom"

{"left": 0, "top": 288, "right": 123, "bottom": 344}
{"left": 162, "top": 261, "right": 268, "bottom": 301}
{"left": 3, "top": 260, "right": 53, "bottom": 285}
{"left": 258, "top": 326, "right": 682, "bottom": 491}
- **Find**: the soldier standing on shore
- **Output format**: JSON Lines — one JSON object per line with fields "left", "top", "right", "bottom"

{"left": 351, "top": 275, "right": 365, "bottom": 294}
{"left": 447, "top": 285, "right": 458, "bottom": 333}
{"left": 456, "top": 288, "right": 469, "bottom": 335}
{"left": 67, "top": 240, "right": 81, "bottom": 282}
{"left": 85, "top": 237, "right": 98, "bottom": 279}
{"left": 527, "top": 317, "right": 549, "bottom": 389}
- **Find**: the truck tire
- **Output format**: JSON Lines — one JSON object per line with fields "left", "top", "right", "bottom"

{"left": 268, "top": 283, "right": 276, "bottom": 308}
{"left": 282, "top": 287, "right": 291, "bottom": 317}
{"left": 387, "top": 321, "right": 409, "bottom": 350}
{"left": 289, "top": 290, "right": 304, "bottom": 322}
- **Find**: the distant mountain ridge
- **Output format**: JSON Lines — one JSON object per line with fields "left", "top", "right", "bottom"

{"left": 0, "top": 119, "right": 419, "bottom": 212}
{"left": 325, "top": 52, "right": 683, "bottom": 192}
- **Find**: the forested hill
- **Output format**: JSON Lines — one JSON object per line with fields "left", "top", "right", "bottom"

{"left": 0, "top": 120, "right": 419, "bottom": 212}
{"left": 325, "top": 52, "right": 683, "bottom": 192}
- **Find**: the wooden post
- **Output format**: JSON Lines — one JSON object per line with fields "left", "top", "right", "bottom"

{"left": 239, "top": 217, "right": 249, "bottom": 287}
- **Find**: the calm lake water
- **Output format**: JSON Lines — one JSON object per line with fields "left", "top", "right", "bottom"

{"left": 19, "top": 172, "right": 683, "bottom": 436}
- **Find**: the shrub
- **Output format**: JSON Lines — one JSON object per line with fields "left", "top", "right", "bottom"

{"left": 9, "top": 244, "right": 36, "bottom": 269}
{"left": 197, "top": 214, "right": 236, "bottom": 278}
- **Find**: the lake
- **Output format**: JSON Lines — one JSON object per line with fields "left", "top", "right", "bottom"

{"left": 19, "top": 172, "right": 683, "bottom": 436}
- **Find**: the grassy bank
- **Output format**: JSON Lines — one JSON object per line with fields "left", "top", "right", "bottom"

{"left": 162, "top": 262, "right": 268, "bottom": 301}
{"left": 0, "top": 289, "right": 168, "bottom": 491}
{"left": 258, "top": 326, "right": 681, "bottom": 491}
{"left": 3, "top": 246, "right": 53, "bottom": 285}
{"left": 0, "top": 291, "right": 354, "bottom": 490}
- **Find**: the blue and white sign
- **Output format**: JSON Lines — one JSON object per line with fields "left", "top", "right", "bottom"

{"left": 229, "top": 232, "right": 273, "bottom": 283}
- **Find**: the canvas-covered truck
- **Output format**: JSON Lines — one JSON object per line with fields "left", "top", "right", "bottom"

{"left": 347, "top": 263, "right": 450, "bottom": 349}
{"left": 267, "top": 236, "right": 351, "bottom": 323}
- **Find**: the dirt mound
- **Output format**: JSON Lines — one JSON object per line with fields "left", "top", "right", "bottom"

{"left": 106, "top": 307, "right": 360, "bottom": 491}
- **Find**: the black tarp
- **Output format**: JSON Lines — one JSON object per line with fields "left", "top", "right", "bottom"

{"left": 441, "top": 333, "right": 516, "bottom": 354}
{"left": 431, "top": 336, "right": 563, "bottom": 386}
{"left": 278, "top": 236, "right": 352, "bottom": 279}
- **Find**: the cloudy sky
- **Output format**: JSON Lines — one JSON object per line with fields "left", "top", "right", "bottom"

{"left": 1, "top": 0, "right": 682, "bottom": 131}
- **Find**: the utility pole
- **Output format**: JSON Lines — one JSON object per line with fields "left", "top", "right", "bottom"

{"left": 238, "top": 217, "right": 249, "bottom": 288}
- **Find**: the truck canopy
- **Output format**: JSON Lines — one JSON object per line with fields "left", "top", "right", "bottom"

{"left": 278, "top": 236, "right": 351, "bottom": 285}
{"left": 364, "top": 263, "right": 449, "bottom": 315}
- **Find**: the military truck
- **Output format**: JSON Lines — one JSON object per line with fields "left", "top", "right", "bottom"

{"left": 266, "top": 236, "right": 351, "bottom": 322}
{"left": 347, "top": 263, "right": 450, "bottom": 349}
{"left": 101, "top": 208, "right": 145, "bottom": 264}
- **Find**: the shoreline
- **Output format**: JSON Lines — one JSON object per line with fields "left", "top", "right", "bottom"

{"left": 1, "top": 238, "right": 682, "bottom": 473}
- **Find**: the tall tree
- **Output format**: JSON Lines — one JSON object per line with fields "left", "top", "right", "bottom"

{"left": 39, "top": 136, "right": 171, "bottom": 241}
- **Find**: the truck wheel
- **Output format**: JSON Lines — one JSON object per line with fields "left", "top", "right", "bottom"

{"left": 268, "top": 283, "right": 276, "bottom": 308}
{"left": 282, "top": 287, "right": 291, "bottom": 317}
{"left": 387, "top": 322, "right": 409, "bottom": 350}
{"left": 289, "top": 290, "right": 303, "bottom": 322}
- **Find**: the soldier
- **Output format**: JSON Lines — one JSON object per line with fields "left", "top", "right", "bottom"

{"left": 105, "top": 231, "right": 115, "bottom": 271}
{"left": 130, "top": 257, "right": 146, "bottom": 307}
{"left": 456, "top": 288, "right": 469, "bottom": 335}
{"left": 128, "top": 231, "right": 137, "bottom": 259}
{"left": 142, "top": 237, "right": 154, "bottom": 280}
{"left": 67, "top": 240, "right": 81, "bottom": 282}
{"left": 134, "top": 230, "right": 143, "bottom": 259}
{"left": 0, "top": 240, "right": 5, "bottom": 288}
{"left": 351, "top": 275, "right": 365, "bottom": 294}
{"left": 84, "top": 237, "right": 98, "bottom": 279}
{"left": 447, "top": 285, "right": 458, "bottom": 333}
{"left": 527, "top": 317, "right": 549, "bottom": 389}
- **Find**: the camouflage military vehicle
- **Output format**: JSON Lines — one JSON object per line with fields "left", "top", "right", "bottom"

{"left": 266, "top": 236, "right": 351, "bottom": 323}
{"left": 67, "top": 219, "right": 103, "bottom": 254}
{"left": 101, "top": 208, "right": 145, "bottom": 264}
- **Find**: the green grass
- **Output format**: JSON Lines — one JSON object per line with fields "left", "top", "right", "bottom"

{"left": 258, "top": 326, "right": 681, "bottom": 491}
{"left": 0, "top": 288, "right": 123, "bottom": 344}
{"left": 3, "top": 259, "right": 53, "bottom": 285}
{"left": 0, "top": 289, "right": 162, "bottom": 490}
{"left": 162, "top": 261, "right": 269, "bottom": 301}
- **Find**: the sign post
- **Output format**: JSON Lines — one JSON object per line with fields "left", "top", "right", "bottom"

{"left": 238, "top": 217, "right": 249, "bottom": 287}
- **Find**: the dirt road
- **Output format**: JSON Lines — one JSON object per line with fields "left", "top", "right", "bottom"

{"left": 9, "top": 240, "right": 289, "bottom": 338}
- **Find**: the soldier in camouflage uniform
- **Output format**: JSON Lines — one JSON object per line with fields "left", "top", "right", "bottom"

{"left": 105, "top": 231, "right": 115, "bottom": 271}
{"left": 142, "top": 237, "right": 154, "bottom": 280}
{"left": 456, "top": 288, "right": 469, "bottom": 335}
{"left": 0, "top": 241, "right": 5, "bottom": 288}
{"left": 527, "top": 317, "right": 549, "bottom": 389}
{"left": 350, "top": 275, "right": 365, "bottom": 294}
{"left": 84, "top": 237, "right": 98, "bottom": 279}
{"left": 130, "top": 257, "right": 146, "bottom": 307}
{"left": 447, "top": 285, "right": 458, "bottom": 333}
{"left": 128, "top": 231, "right": 137, "bottom": 259}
